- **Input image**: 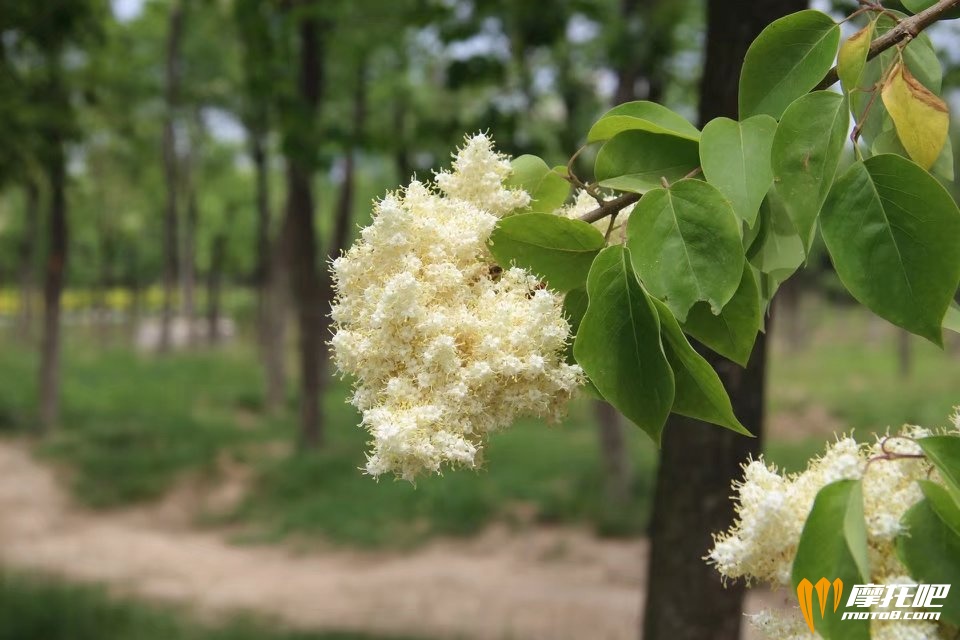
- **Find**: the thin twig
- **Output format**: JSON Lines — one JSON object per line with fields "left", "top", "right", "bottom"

{"left": 578, "top": 192, "right": 640, "bottom": 224}
{"left": 816, "top": 0, "right": 960, "bottom": 90}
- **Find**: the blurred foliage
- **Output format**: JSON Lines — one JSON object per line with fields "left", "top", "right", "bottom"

{"left": 0, "top": 571, "right": 421, "bottom": 640}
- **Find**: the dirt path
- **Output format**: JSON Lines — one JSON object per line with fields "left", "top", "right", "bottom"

{"left": 0, "top": 440, "right": 786, "bottom": 640}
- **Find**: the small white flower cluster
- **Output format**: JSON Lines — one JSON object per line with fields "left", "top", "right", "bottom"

{"left": 709, "top": 416, "right": 959, "bottom": 640}
{"left": 330, "top": 134, "right": 583, "bottom": 481}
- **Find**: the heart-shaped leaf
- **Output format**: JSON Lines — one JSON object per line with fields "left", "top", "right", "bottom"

{"left": 488, "top": 213, "right": 605, "bottom": 291}
{"left": 739, "top": 10, "right": 840, "bottom": 119}
{"left": 627, "top": 179, "right": 744, "bottom": 321}
{"left": 595, "top": 130, "right": 700, "bottom": 194}
{"left": 587, "top": 101, "right": 700, "bottom": 143}
{"left": 771, "top": 91, "right": 849, "bottom": 251}
{"left": 682, "top": 264, "right": 762, "bottom": 367}
{"left": 699, "top": 115, "right": 777, "bottom": 228}
{"left": 507, "top": 155, "right": 571, "bottom": 214}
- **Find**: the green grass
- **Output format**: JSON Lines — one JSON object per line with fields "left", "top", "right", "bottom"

{"left": 0, "top": 337, "right": 656, "bottom": 545}
{"left": 768, "top": 302, "right": 960, "bottom": 433}
{"left": 0, "top": 571, "right": 417, "bottom": 640}
{"left": 0, "top": 302, "right": 955, "bottom": 546}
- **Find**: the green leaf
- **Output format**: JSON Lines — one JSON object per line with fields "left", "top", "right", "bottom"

{"left": 902, "top": 0, "right": 960, "bottom": 19}
{"left": 917, "top": 436, "right": 960, "bottom": 500}
{"left": 587, "top": 101, "right": 700, "bottom": 143}
{"left": 626, "top": 179, "right": 744, "bottom": 321}
{"left": 573, "top": 246, "right": 675, "bottom": 444}
{"left": 771, "top": 91, "right": 849, "bottom": 251}
{"left": 488, "top": 213, "right": 605, "bottom": 291}
{"left": 595, "top": 130, "right": 700, "bottom": 194}
{"left": 649, "top": 297, "right": 751, "bottom": 435}
{"left": 739, "top": 10, "right": 841, "bottom": 119}
{"left": 747, "top": 192, "right": 805, "bottom": 305}
{"left": 945, "top": 302, "right": 960, "bottom": 334}
{"left": 563, "top": 287, "right": 589, "bottom": 337}
{"left": 918, "top": 480, "right": 960, "bottom": 538}
{"left": 562, "top": 288, "right": 602, "bottom": 399}
{"left": 820, "top": 155, "right": 960, "bottom": 345}
{"left": 682, "top": 264, "right": 762, "bottom": 367}
{"left": 872, "top": 126, "right": 955, "bottom": 182}
{"left": 897, "top": 499, "right": 960, "bottom": 626}
{"left": 838, "top": 21, "right": 874, "bottom": 93}
{"left": 699, "top": 115, "right": 777, "bottom": 228}
{"left": 851, "top": 14, "right": 942, "bottom": 145}
{"left": 507, "top": 155, "right": 571, "bottom": 214}
{"left": 791, "top": 480, "right": 870, "bottom": 640}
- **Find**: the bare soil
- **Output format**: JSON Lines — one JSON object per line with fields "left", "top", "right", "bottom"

{"left": 0, "top": 440, "right": 788, "bottom": 640}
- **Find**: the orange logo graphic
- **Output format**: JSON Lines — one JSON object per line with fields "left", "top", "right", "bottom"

{"left": 797, "top": 578, "right": 844, "bottom": 632}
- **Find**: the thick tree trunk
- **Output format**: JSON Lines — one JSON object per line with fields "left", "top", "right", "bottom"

{"left": 17, "top": 181, "right": 40, "bottom": 342}
{"left": 38, "top": 144, "right": 67, "bottom": 431}
{"left": 207, "top": 233, "right": 225, "bottom": 345}
{"left": 285, "top": 13, "right": 325, "bottom": 449}
{"left": 641, "top": 1, "right": 806, "bottom": 639}
{"left": 160, "top": 0, "right": 184, "bottom": 353}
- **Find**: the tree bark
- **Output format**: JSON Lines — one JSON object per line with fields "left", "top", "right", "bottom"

{"left": 160, "top": 0, "right": 185, "bottom": 353}
{"left": 17, "top": 180, "right": 40, "bottom": 342}
{"left": 641, "top": 1, "right": 806, "bottom": 638}
{"left": 285, "top": 12, "right": 325, "bottom": 449}
{"left": 38, "top": 137, "right": 67, "bottom": 431}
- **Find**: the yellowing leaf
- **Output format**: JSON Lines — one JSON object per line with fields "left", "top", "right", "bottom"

{"left": 838, "top": 22, "right": 874, "bottom": 92}
{"left": 881, "top": 62, "right": 949, "bottom": 170}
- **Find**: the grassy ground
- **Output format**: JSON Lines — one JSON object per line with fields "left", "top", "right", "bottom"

{"left": 0, "top": 337, "right": 657, "bottom": 545}
{"left": 0, "top": 302, "right": 955, "bottom": 545}
{"left": 0, "top": 571, "right": 417, "bottom": 640}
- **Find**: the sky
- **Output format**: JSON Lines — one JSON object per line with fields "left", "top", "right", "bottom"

{"left": 111, "top": 0, "right": 144, "bottom": 22}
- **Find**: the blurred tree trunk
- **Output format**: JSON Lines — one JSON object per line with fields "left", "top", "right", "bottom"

{"left": 285, "top": 10, "right": 326, "bottom": 449}
{"left": 897, "top": 330, "right": 912, "bottom": 379}
{"left": 776, "top": 277, "right": 805, "bottom": 351}
{"left": 207, "top": 232, "right": 226, "bottom": 345}
{"left": 38, "top": 100, "right": 68, "bottom": 431}
{"left": 595, "top": 401, "right": 632, "bottom": 504}
{"left": 160, "top": 0, "right": 185, "bottom": 353}
{"left": 182, "top": 187, "right": 198, "bottom": 345}
{"left": 251, "top": 132, "right": 288, "bottom": 413}
{"left": 181, "top": 114, "right": 204, "bottom": 347}
{"left": 17, "top": 180, "right": 40, "bottom": 342}
{"left": 641, "top": 1, "right": 805, "bottom": 639}
{"left": 590, "top": 0, "right": 685, "bottom": 508}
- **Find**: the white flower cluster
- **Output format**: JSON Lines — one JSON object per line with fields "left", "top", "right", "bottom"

{"left": 709, "top": 415, "right": 960, "bottom": 640}
{"left": 330, "top": 133, "right": 583, "bottom": 481}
